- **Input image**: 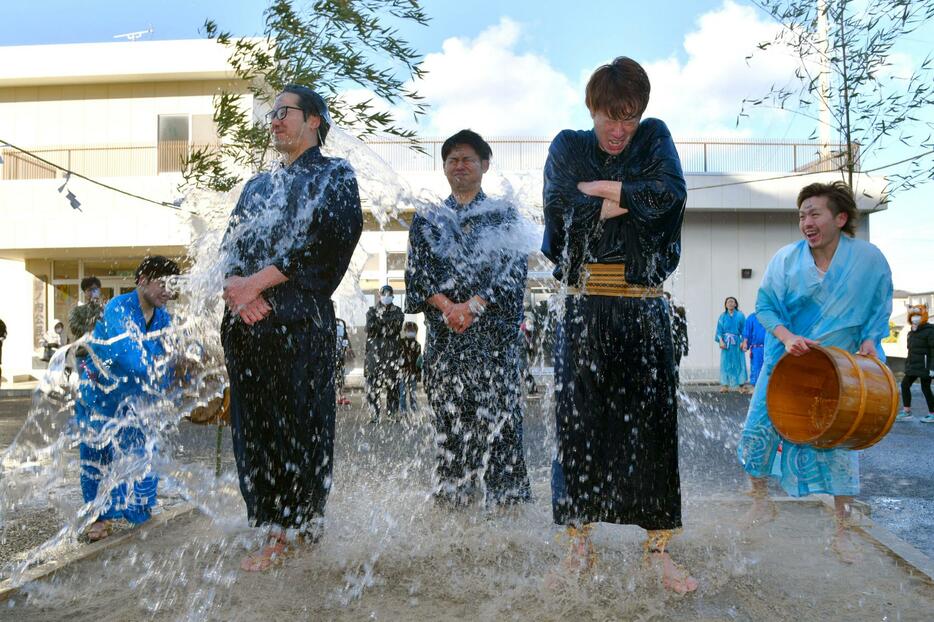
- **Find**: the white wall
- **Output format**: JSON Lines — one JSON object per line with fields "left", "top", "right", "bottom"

{"left": 0, "top": 258, "right": 37, "bottom": 380}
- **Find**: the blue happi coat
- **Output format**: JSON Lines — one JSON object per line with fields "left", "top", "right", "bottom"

{"left": 737, "top": 235, "right": 893, "bottom": 496}
{"left": 78, "top": 291, "right": 173, "bottom": 523}
{"left": 716, "top": 310, "right": 747, "bottom": 387}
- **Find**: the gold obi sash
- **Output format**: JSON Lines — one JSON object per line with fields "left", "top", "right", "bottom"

{"left": 567, "top": 263, "right": 664, "bottom": 298}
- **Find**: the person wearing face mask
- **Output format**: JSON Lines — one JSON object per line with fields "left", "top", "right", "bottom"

{"left": 399, "top": 321, "right": 421, "bottom": 416}
{"left": 77, "top": 256, "right": 181, "bottom": 543}
{"left": 897, "top": 305, "right": 934, "bottom": 423}
{"left": 365, "top": 285, "right": 404, "bottom": 423}
{"left": 541, "top": 57, "right": 694, "bottom": 592}
{"left": 40, "top": 319, "right": 67, "bottom": 362}
{"left": 737, "top": 181, "right": 893, "bottom": 565}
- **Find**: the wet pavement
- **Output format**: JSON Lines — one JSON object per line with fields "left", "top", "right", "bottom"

{"left": 2, "top": 382, "right": 933, "bottom": 558}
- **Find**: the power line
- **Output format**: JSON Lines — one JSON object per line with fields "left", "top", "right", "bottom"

{"left": 0, "top": 139, "right": 194, "bottom": 213}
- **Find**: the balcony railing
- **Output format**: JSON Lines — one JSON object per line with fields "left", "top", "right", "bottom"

{"left": 1, "top": 138, "right": 856, "bottom": 181}
{"left": 0, "top": 141, "right": 216, "bottom": 180}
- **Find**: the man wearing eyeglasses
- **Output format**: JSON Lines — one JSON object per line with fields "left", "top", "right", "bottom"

{"left": 220, "top": 85, "right": 363, "bottom": 572}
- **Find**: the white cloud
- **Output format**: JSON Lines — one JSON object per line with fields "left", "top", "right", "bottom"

{"left": 643, "top": 0, "right": 800, "bottom": 138}
{"left": 408, "top": 17, "right": 579, "bottom": 137}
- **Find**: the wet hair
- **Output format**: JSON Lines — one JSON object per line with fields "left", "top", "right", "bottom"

{"left": 585, "top": 56, "right": 651, "bottom": 120}
{"left": 281, "top": 84, "right": 331, "bottom": 144}
{"left": 796, "top": 181, "right": 860, "bottom": 237}
{"left": 403, "top": 321, "right": 418, "bottom": 333}
{"left": 135, "top": 256, "right": 181, "bottom": 284}
{"left": 724, "top": 296, "right": 739, "bottom": 311}
{"left": 441, "top": 129, "right": 492, "bottom": 162}
{"left": 80, "top": 276, "right": 102, "bottom": 292}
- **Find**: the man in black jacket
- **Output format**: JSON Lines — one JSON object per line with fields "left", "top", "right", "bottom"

{"left": 220, "top": 85, "right": 362, "bottom": 572}
{"left": 365, "top": 284, "right": 404, "bottom": 422}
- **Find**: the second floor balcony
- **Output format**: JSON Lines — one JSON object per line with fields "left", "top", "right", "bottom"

{"left": 1, "top": 137, "right": 857, "bottom": 182}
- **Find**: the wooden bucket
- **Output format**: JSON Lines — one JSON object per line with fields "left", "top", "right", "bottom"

{"left": 766, "top": 345, "right": 898, "bottom": 450}
{"left": 187, "top": 388, "right": 230, "bottom": 426}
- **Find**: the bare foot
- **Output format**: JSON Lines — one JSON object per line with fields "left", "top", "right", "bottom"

{"left": 830, "top": 529, "right": 862, "bottom": 565}
{"left": 739, "top": 498, "right": 778, "bottom": 529}
{"left": 85, "top": 520, "right": 113, "bottom": 542}
{"left": 652, "top": 551, "right": 698, "bottom": 595}
{"left": 241, "top": 534, "right": 289, "bottom": 572}
{"left": 562, "top": 532, "right": 597, "bottom": 574}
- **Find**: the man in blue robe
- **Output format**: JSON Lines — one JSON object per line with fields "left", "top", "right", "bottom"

{"left": 78, "top": 256, "right": 180, "bottom": 542}
{"left": 220, "top": 85, "right": 363, "bottom": 571}
{"left": 742, "top": 311, "right": 766, "bottom": 390}
{"left": 737, "top": 181, "right": 892, "bottom": 563}
{"left": 405, "top": 129, "right": 531, "bottom": 507}
{"left": 542, "top": 57, "right": 695, "bottom": 593}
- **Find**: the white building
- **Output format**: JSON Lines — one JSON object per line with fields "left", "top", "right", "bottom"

{"left": 0, "top": 39, "right": 888, "bottom": 382}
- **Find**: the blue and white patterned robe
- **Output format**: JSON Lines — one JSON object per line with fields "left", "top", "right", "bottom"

{"left": 737, "top": 235, "right": 892, "bottom": 496}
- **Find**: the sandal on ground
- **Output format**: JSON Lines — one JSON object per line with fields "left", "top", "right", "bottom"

{"left": 85, "top": 520, "right": 114, "bottom": 542}
{"left": 241, "top": 534, "right": 290, "bottom": 572}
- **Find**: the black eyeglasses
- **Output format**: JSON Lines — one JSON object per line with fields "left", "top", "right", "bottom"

{"left": 264, "top": 105, "right": 306, "bottom": 123}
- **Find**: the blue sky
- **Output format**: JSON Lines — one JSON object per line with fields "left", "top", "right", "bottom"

{"left": 2, "top": 0, "right": 932, "bottom": 291}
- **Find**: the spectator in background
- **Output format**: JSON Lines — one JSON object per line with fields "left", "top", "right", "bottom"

{"left": 40, "top": 319, "right": 66, "bottom": 362}
{"left": 399, "top": 321, "right": 421, "bottom": 416}
{"left": 335, "top": 318, "right": 353, "bottom": 406}
{"left": 69, "top": 276, "right": 105, "bottom": 343}
{"left": 897, "top": 304, "right": 934, "bottom": 423}
{"left": 665, "top": 292, "right": 689, "bottom": 375}
{"left": 742, "top": 312, "right": 766, "bottom": 394}
{"left": 716, "top": 297, "right": 747, "bottom": 392}
{"left": 0, "top": 316, "right": 6, "bottom": 386}
{"left": 519, "top": 313, "right": 538, "bottom": 395}
{"left": 365, "top": 284, "right": 404, "bottom": 423}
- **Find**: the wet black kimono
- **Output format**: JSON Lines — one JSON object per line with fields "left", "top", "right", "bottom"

{"left": 220, "top": 146, "right": 363, "bottom": 532}
{"left": 405, "top": 191, "right": 531, "bottom": 505}
{"left": 543, "top": 119, "right": 686, "bottom": 530}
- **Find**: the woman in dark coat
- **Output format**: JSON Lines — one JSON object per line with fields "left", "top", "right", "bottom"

{"left": 898, "top": 305, "right": 934, "bottom": 422}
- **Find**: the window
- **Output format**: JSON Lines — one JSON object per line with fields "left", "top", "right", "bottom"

{"left": 387, "top": 252, "right": 408, "bottom": 272}
{"left": 158, "top": 114, "right": 190, "bottom": 173}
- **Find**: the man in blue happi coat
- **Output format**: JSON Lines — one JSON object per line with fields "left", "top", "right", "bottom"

{"left": 737, "top": 181, "right": 893, "bottom": 563}
{"left": 542, "top": 57, "right": 696, "bottom": 593}
{"left": 221, "top": 85, "right": 363, "bottom": 571}
{"left": 741, "top": 311, "right": 766, "bottom": 391}
{"left": 405, "top": 129, "right": 531, "bottom": 508}
{"left": 78, "top": 256, "right": 180, "bottom": 542}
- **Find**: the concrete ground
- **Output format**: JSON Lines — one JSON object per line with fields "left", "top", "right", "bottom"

{"left": 0, "top": 384, "right": 932, "bottom": 620}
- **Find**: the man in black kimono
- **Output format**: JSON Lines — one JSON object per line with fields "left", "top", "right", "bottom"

{"left": 221, "top": 85, "right": 363, "bottom": 572}
{"left": 543, "top": 57, "right": 696, "bottom": 593}
{"left": 405, "top": 129, "right": 531, "bottom": 507}
{"left": 365, "top": 284, "right": 404, "bottom": 422}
